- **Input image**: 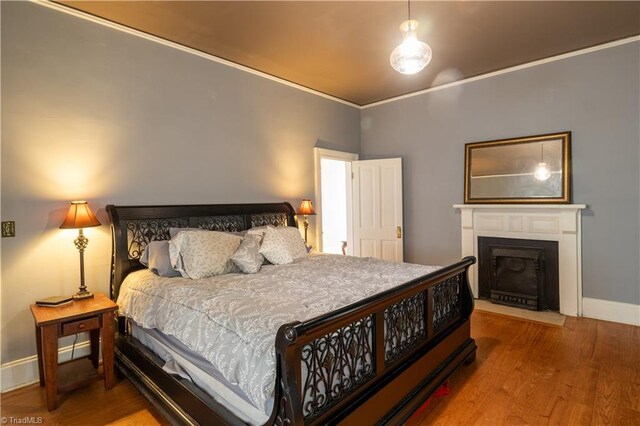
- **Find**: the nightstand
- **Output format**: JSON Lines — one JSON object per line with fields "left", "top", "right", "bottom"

{"left": 30, "top": 292, "right": 118, "bottom": 410}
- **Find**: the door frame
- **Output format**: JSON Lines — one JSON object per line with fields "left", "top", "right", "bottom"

{"left": 314, "top": 148, "right": 359, "bottom": 253}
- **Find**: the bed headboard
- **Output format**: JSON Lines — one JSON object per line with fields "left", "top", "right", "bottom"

{"left": 106, "top": 202, "right": 297, "bottom": 300}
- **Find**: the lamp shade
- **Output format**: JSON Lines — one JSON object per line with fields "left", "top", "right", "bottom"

{"left": 59, "top": 201, "right": 101, "bottom": 229}
{"left": 296, "top": 199, "right": 316, "bottom": 216}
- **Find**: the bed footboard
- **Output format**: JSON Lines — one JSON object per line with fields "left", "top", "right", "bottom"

{"left": 271, "top": 256, "right": 476, "bottom": 425}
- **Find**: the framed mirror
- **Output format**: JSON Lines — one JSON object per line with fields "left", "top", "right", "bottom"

{"left": 464, "top": 132, "right": 571, "bottom": 204}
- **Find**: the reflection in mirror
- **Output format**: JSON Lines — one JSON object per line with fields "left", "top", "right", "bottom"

{"left": 464, "top": 132, "right": 571, "bottom": 203}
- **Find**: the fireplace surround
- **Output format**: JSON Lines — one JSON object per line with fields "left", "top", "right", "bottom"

{"left": 454, "top": 204, "right": 586, "bottom": 316}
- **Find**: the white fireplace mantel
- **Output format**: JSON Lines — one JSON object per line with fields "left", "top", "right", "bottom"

{"left": 454, "top": 204, "right": 587, "bottom": 316}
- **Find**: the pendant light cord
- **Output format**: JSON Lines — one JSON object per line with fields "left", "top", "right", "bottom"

{"left": 540, "top": 142, "right": 544, "bottom": 162}
{"left": 408, "top": 0, "right": 411, "bottom": 20}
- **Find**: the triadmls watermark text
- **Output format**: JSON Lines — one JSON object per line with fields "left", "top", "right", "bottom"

{"left": 1, "top": 417, "right": 44, "bottom": 424}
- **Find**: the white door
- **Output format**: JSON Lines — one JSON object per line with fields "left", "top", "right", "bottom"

{"left": 352, "top": 158, "right": 403, "bottom": 262}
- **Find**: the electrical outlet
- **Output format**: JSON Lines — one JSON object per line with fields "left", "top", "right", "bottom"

{"left": 2, "top": 221, "right": 15, "bottom": 237}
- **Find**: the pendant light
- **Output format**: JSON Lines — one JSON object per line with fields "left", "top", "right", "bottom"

{"left": 534, "top": 142, "right": 551, "bottom": 181}
{"left": 390, "top": 0, "right": 432, "bottom": 75}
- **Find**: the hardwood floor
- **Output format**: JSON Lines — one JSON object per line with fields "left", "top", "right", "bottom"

{"left": 2, "top": 311, "right": 638, "bottom": 425}
{"left": 408, "top": 311, "right": 640, "bottom": 426}
{"left": 0, "top": 368, "right": 169, "bottom": 426}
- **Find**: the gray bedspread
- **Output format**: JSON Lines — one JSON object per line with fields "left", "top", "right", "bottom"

{"left": 117, "top": 253, "right": 439, "bottom": 414}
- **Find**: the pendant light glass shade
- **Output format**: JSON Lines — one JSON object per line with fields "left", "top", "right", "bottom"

{"left": 533, "top": 141, "right": 551, "bottom": 181}
{"left": 534, "top": 162, "right": 551, "bottom": 181}
{"left": 390, "top": 20, "right": 432, "bottom": 75}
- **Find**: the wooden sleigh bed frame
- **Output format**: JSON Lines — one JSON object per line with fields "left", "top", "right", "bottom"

{"left": 106, "top": 202, "right": 476, "bottom": 425}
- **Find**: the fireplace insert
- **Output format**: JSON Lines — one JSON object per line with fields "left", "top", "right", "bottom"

{"left": 478, "top": 237, "right": 559, "bottom": 311}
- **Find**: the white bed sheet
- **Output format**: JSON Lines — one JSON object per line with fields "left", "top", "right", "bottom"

{"left": 117, "top": 253, "right": 439, "bottom": 416}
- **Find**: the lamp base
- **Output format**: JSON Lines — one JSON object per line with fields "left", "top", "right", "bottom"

{"left": 303, "top": 217, "right": 309, "bottom": 244}
{"left": 73, "top": 289, "right": 94, "bottom": 300}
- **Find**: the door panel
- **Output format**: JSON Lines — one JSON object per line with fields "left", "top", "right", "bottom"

{"left": 352, "top": 158, "right": 403, "bottom": 262}
{"left": 360, "top": 239, "right": 376, "bottom": 258}
{"left": 380, "top": 164, "right": 399, "bottom": 229}
{"left": 381, "top": 240, "right": 399, "bottom": 262}
{"left": 358, "top": 167, "right": 376, "bottom": 229}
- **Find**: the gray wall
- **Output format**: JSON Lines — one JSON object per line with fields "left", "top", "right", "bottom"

{"left": 361, "top": 42, "right": 640, "bottom": 305}
{"left": 2, "top": 1, "right": 638, "bottom": 369}
{"left": 1, "top": 2, "right": 360, "bottom": 363}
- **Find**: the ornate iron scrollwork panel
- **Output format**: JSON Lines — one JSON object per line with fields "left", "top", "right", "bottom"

{"left": 274, "top": 379, "right": 292, "bottom": 426}
{"left": 126, "top": 218, "right": 189, "bottom": 259}
{"left": 300, "top": 315, "right": 374, "bottom": 421}
{"left": 432, "top": 274, "right": 461, "bottom": 333}
{"left": 251, "top": 213, "right": 288, "bottom": 228}
{"left": 384, "top": 291, "right": 426, "bottom": 365}
{"left": 195, "top": 215, "right": 244, "bottom": 232}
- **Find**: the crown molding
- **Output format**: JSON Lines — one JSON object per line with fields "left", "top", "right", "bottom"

{"left": 32, "top": 0, "right": 360, "bottom": 109}
{"left": 31, "top": 1, "right": 640, "bottom": 110}
{"left": 362, "top": 35, "right": 640, "bottom": 109}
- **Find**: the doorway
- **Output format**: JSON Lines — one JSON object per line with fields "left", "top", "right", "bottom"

{"left": 314, "top": 148, "right": 404, "bottom": 261}
{"left": 314, "top": 148, "right": 358, "bottom": 254}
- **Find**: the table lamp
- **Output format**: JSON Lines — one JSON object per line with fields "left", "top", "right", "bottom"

{"left": 59, "top": 201, "right": 101, "bottom": 300}
{"left": 296, "top": 199, "right": 316, "bottom": 244}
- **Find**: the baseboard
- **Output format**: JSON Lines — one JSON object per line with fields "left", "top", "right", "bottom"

{"left": 1, "top": 341, "right": 92, "bottom": 393}
{"left": 582, "top": 297, "right": 640, "bottom": 326}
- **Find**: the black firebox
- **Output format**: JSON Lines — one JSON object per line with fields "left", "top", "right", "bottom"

{"left": 478, "top": 237, "right": 559, "bottom": 311}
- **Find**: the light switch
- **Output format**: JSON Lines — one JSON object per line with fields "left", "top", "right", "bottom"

{"left": 2, "top": 221, "right": 15, "bottom": 237}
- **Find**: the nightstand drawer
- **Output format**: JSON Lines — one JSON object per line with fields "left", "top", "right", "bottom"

{"left": 62, "top": 316, "right": 100, "bottom": 336}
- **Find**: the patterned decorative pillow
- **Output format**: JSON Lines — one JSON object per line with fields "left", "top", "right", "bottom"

{"left": 246, "top": 225, "right": 272, "bottom": 239}
{"left": 259, "top": 226, "right": 308, "bottom": 265}
{"left": 230, "top": 234, "right": 264, "bottom": 274}
{"left": 139, "top": 241, "right": 181, "bottom": 277}
{"left": 169, "top": 230, "right": 242, "bottom": 279}
{"left": 247, "top": 225, "right": 274, "bottom": 264}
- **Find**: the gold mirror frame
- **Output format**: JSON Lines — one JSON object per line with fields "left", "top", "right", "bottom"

{"left": 464, "top": 132, "right": 572, "bottom": 204}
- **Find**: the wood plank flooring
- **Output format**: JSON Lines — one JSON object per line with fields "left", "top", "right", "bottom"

{"left": 2, "top": 311, "right": 638, "bottom": 425}
{"left": 407, "top": 311, "right": 640, "bottom": 426}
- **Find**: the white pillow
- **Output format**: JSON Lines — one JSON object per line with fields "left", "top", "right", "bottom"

{"left": 259, "top": 226, "right": 308, "bottom": 265}
{"left": 169, "top": 230, "right": 242, "bottom": 279}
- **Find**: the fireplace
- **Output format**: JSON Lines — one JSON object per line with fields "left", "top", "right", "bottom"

{"left": 478, "top": 237, "right": 559, "bottom": 311}
{"left": 454, "top": 204, "right": 586, "bottom": 316}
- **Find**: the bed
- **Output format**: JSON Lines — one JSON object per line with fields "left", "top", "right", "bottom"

{"left": 107, "top": 202, "right": 476, "bottom": 425}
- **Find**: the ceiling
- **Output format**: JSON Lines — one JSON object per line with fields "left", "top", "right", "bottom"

{"left": 58, "top": 1, "right": 640, "bottom": 106}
